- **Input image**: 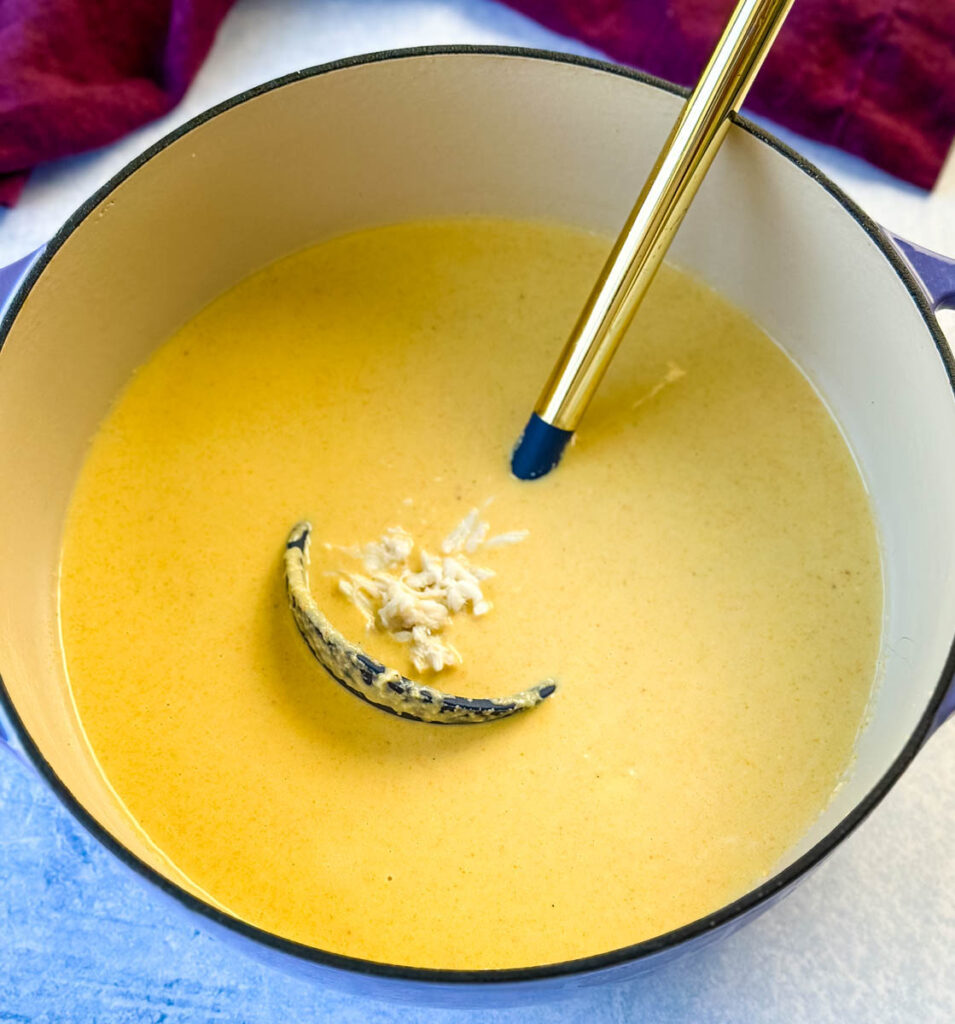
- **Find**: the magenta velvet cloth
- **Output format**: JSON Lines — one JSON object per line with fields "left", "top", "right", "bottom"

{"left": 0, "top": 0, "right": 953, "bottom": 208}
{"left": 0, "top": 0, "right": 233, "bottom": 205}
{"left": 510, "top": 0, "right": 955, "bottom": 190}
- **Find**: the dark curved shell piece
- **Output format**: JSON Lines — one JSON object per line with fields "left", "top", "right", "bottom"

{"left": 284, "top": 522, "right": 556, "bottom": 725}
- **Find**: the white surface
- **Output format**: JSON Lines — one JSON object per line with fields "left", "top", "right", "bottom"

{"left": 0, "top": 0, "right": 952, "bottom": 1020}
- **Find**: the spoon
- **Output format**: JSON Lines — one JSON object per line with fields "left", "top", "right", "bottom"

{"left": 285, "top": 522, "right": 556, "bottom": 724}
{"left": 511, "top": 0, "right": 796, "bottom": 480}
{"left": 285, "top": 0, "right": 794, "bottom": 725}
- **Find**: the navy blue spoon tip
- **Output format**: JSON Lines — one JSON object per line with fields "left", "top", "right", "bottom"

{"left": 511, "top": 413, "right": 574, "bottom": 480}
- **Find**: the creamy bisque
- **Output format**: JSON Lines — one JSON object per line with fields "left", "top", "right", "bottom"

{"left": 59, "top": 220, "right": 882, "bottom": 969}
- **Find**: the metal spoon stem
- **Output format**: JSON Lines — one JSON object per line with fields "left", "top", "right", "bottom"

{"left": 512, "top": 0, "right": 795, "bottom": 480}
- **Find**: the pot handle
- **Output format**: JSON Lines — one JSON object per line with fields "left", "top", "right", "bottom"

{"left": 888, "top": 233, "right": 955, "bottom": 312}
{"left": 0, "top": 247, "right": 44, "bottom": 315}
{"left": 933, "top": 685, "right": 955, "bottom": 733}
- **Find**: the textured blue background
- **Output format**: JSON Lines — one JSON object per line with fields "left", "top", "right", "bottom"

{"left": 2, "top": 731, "right": 953, "bottom": 1022}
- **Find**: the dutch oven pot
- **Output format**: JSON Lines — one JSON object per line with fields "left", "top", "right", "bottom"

{"left": 0, "top": 49, "right": 953, "bottom": 1007}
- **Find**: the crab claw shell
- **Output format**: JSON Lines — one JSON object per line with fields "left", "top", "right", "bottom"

{"left": 284, "top": 521, "right": 557, "bottom": 724}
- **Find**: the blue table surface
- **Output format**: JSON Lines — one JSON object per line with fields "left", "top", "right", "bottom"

{"left": 2, "top": 1, "right": 954, "bottom": 1020}
{"left": 2, "top": 734, "right": 953, "bottom": 1023}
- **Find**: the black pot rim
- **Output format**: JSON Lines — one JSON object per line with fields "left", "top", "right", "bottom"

{"left": 1, "top": 44, "right": 952, "bottom": 989}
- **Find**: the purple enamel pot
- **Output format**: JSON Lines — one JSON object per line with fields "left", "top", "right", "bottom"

{"left": 0, "top": 48, "right": 953, "bottom": 1006}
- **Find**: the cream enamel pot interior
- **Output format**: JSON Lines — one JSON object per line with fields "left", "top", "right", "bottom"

{"left": 0, "top": 48, "right": 953, "bottom": 1006}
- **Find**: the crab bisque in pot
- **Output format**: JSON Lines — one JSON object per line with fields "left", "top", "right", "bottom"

{"left": 57, "top": 217, "right": 882, "bottom": 970}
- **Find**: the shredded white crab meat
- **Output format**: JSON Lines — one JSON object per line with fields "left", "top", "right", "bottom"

{"left": 328, "top": 507, "right": 526, "bottom": 673}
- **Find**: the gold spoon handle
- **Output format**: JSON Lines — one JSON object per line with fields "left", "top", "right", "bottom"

{"left": 534, "top": 0, "right": 795, "bottom": 433}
